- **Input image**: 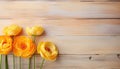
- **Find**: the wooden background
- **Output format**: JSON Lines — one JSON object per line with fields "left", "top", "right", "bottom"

{"left": 0, "top": 0, "right": 120, "bottom": 69}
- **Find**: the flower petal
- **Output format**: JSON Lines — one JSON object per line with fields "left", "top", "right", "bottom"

{"left": 37, "top": 42, "right": 58, "bottom": 61}
{"left": 3, "top": 24, "right": 22, "bottom": 36}
{"left": 13, "top": 36, "right": 36, "bottom": 58}
{"left": 26, "top": 26, "right": 44, "bottom": 36}
{"left": 0, "top": 36, "right": 12, "bottom": 55}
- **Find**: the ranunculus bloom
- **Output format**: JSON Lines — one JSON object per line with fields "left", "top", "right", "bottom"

{"left": 13, "top": 36, "right": 36, "bottom": 58}
{"left": 26, "top": 26, "right": 44, "bottom": 36}
{"left": 37, "top": 42, "right": 58, "bottom": 61}
{"left": 3, "top": 24, "right": 22, "bottom": 36}
{"left": 0, "top": 36, "right": 12, "bottom": 55}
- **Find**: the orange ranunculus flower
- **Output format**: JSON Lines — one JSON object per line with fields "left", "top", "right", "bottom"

{"left": 26, "top": 26, "right": 44, "bottom": 36}
{"left": 3, "top": 24, "right": 22, "bottom": 36}
{"left": 13, "top": 36, "right": 36, "bottom": 58}
{"left": 37, "top": 42, "right": 58, "bottom": 61}
{"left": 0, "top": 36, "right": 12, "bottom": 55}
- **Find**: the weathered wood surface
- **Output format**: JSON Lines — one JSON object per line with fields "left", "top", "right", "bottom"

{"left": 0, "top": 0, "right": 120, "bottom": 69}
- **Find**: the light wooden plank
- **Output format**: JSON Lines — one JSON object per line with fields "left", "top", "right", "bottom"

{"left": 0, "top": 19, "right": 120, "bottom": 36}
{"left": 0, "top": 19, "right": 120, "bottom": 54}
{"left": 78, "top": 0, "right": 120, "bottom": 1}
{"left": 36, "top": 36, "right": 120, "bottom": 54}
{"left": 5, "top": 55, "right": 120, "bottom": 69}
{"left": 0, "top": 2, "right": 120, "bottom": 18}
{"left": 0, "top": 0, "right": 120, "bottom": 2}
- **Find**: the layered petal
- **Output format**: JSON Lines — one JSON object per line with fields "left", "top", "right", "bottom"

{"left": 3, "top": 24, "right": 22, "bottom": 36}
{"left": 13, "top": 36, "right": 36, "bottom": 58}
{"left": 37, "top": 42, "right": 58, "bottom": 61}
{"left": 0, "top": 36, "right": 12, "bottom": 55}
{"left": 26, "top": 26, "right": 44, "bottom": 36}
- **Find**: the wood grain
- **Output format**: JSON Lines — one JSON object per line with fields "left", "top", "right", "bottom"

{"left": 37, "top": 36, "right": 120, "bottom": 54}
{"left": 0, "top": 1, "right": 120, "bottom": 69}
{"left": 0, "top": 2, "right": 120, "bottom": 18}
{"left": 0, "top": 19, "right": 120, "bottom": 54}
{"left": 3, "top": 55, "right": 120, "bottom": 69}
{"left": 0, "top": 19, "right": 120, "bottom": 36}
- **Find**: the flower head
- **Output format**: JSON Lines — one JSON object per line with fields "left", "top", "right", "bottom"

{"left": 3, "top": 24, "right": 22, "bottom": 36}
{"left": 13, "top": 36, "right": 36, "bottom": 58}
{"left": 0, "top": 36, "right": 12, "bottom": 55}
{"left": 26, "top": 26, "right": 44, "bottom": 36}
{"left": 37, "top": 42, "right": 58, "bottom": 61}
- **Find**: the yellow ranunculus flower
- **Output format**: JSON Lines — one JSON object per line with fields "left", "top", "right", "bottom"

{"left": 37, "top": 42, "right": 58, "bottom": 61}
{"left": 0, "top": 36, "right": 12, "bottom": 55}
{"left": 26, "top": 26, "right": 44, "bottom": 36}
{"left": 3, "top": 24, "right": 22, "bottom": 36}
{"left": 13, "top": 36, "right": 36, "bottom": 58}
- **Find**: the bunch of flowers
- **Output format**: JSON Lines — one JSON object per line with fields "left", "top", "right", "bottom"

{"left": 0, "top": 24, "right": 58, "bottom": 69}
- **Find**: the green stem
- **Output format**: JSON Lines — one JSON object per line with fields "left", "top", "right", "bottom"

{"left": 32, "top": 35, "right": 36, "bottom": 69}
{"left": 19, "top": 57, "right": 21, "bottom": 69}
{"left": 5, "top": 55, "right": 8, "bottom": 69}
{"left": 40, "top": 59, "right": 45, "bottom": 69}
{"left": 32, "top": 36, "right": 36, "bottom": 43}
{"left": 12, "top": 36, "right": 15, "bottom": 69}
{"left": 0, "top": 55, "right": 2, "bottom": 69}
{"left": 34, "top": 55, "right": 35, "bottom": 69}
{"left": 13, "top": 55, "right": 15, "bottom": 69}
{"left": 28, "top": 58, "right": 31, "bottom": 69}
